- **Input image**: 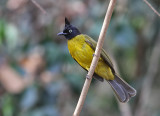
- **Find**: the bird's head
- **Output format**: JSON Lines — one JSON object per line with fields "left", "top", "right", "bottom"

{"left": 57, "top": 18, "right": 81, "bottom": 40}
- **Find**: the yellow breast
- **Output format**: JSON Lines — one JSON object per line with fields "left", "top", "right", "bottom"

{"left": 67, "top": 34, "right": 114, "bottom": 80}
{"left": 68, "top": 34, "right": 93, "bottom": 69}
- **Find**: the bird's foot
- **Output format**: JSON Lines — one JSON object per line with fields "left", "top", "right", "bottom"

{"left": 86, "top": 74, "right": 91, "bottom": 80}
{"left": 93, "top": 53, "right": 97, "bottom": 57}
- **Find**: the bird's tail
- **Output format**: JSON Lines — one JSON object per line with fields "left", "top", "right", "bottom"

{"left": 107, "top": 74, "right": 136, "bottom": 103}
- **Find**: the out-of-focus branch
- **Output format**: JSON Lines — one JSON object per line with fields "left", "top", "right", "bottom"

{"left": 7, "top": 0, "right": 47, "bottom": 13}
{"left": 135, "top": 33, "right": 160, "bottom": 116}
{"left": 30, "top": 0, "right": 47, "bottom": 14}
{"left": 73, "top": 0, "right": 116, "bottom": 116}
{"left": 143, "top": 0, "right": 160, "bottom": 17}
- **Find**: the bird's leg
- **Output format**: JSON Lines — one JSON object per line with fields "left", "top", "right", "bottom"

{"left": 86, "top": 74, "right": 91, "bottom": 80}
{"left": 93, "top": 53, "right": 97, "bottom": 57}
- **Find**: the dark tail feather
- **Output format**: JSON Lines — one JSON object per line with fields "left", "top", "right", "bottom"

{"left": 107, "top": 74, "right": 136, "bottom": 103}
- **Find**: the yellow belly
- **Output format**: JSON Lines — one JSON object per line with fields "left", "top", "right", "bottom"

{"left": 67, "top": 34, "right": 114, "bottom": 80}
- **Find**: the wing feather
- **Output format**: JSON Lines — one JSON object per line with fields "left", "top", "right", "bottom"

{"left": 84, "top": 34, "right": 115, "bottom": 73}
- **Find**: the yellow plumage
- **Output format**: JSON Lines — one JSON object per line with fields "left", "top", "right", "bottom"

{"left": 67, "top": 34, "right": 114, "bottom": 80}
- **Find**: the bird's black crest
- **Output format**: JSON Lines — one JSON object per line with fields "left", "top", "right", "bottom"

{"left": 65, "top": 17, "right": 70, "bottom": 26}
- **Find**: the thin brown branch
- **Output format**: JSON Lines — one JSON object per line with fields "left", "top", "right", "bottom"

{"left": 31, "top": 0, "right": 47, "bottom": 14}
{"left": 135, "top": 33, "right": 160, "bottom": 116}
{"left": 143, "top": 0, "right": 160, "bottom": 17}
{"left": 73, "top": 0, "right": 116, "bottom": 116}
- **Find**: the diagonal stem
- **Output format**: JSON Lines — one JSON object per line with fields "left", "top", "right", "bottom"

{"left": 143, "top": 0, "right": 160, "bottom": 17}
{"left": 31, "top": 0, "right": 47, "bottom": 14}
{"left": 73, "top": 0, "right": 116, "bottom": 116}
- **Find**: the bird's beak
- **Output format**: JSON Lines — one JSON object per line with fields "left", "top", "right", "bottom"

{"left": 57, "top": 32, "right": 67, "bottom": 36}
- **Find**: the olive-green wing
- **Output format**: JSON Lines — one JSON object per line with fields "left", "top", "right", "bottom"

{"left": 84, "top": 34, "right": 115, "bottom": 73}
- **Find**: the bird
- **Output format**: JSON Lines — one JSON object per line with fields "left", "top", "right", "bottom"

{"left": 57, "top": 18, "right": 136, "bottom": 102}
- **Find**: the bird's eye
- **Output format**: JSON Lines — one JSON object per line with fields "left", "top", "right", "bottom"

{"left": 69, "top": 29, "right": 72, "bottom": 33}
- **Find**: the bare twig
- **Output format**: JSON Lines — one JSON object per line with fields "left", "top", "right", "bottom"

{"left": 143, "top": 0, "right": 160, "bottom": 17}
{"left": 135, "top": 33, "right": 160, "bottom": 116}
{"left": 30, "top": 0, "right": 47, "bottom": 14}
{"left": 73, "top": 0, "right": 116, "bottom": 116}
